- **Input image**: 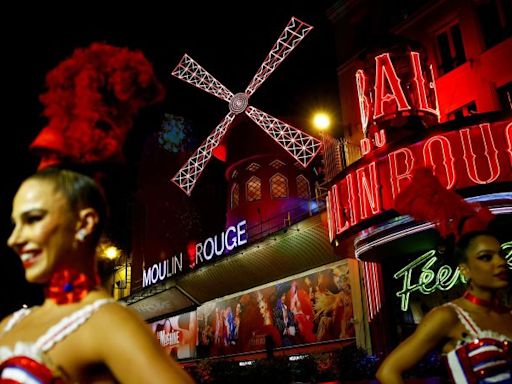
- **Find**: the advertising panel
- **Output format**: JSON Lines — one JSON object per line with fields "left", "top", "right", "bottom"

{"left": 197, "top": 261, "right": 354, "bottom": 357}
{"left": 151, "top": 311, "right": 197, "bottom": 359}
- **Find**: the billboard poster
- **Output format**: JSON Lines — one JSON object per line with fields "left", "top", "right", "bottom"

{"left": 150, "top": 311, "right": 197, "bottom": 359}
{"left": 197, "top": 260, "right": 354, "bottom": 357}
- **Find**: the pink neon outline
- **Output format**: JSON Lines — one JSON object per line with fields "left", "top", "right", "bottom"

{"left": 388, "top": 148, "right": 415, "bottom": 199}
{"left": 372, "top": 262, "right": 381, "bottom": 319}
{"left": 373, "top": 53, "right": 411, "bottom": 119}
{"left": 356, "top": 69, "right": 370, "bottom": 135}
{"left": 356, "top": 162, "right": 382, "bottom": 220}
{"left": 360, "top": 138, "right": 372, "bottom": 156}
{"left": 460, "top": 124, "right": 500, "bottom": 184}
{"left": 410, "top": 52, "right": 440, "bottom": 118}
{"left": 346, "top": 173, "right": 358, "bottom": 226}
{"left": 326, "top": 192, "right": 335, "bottom": 242}
{"left": 506, "top": 122, "right": 512, "bottom": 165}
{"left": 422, "top": 135, "right": 456, "bottom": 189}
{"left": 364, "top": 263, "right": 374, "bottom": 320}
{"left": 374, "top": 129, "right": 387, "bottom": 147}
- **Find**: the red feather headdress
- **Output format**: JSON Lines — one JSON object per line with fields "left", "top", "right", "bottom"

{"left": 394, "top": 167, "right": 495, "bottom": 240}
{"left": 30, "top": 42, "right": 165, "bottom": 169}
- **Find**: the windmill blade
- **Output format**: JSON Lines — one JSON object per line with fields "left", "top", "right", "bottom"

{"left": 245, "top": 106, "right": 322, "bottom": 167}
{"left": 172, "top": 54, "right": 234, "bottom": 102}
{"left": 245, "top": 17, "right": 313, "bottom": 96}
{"left": 172, "top": 112, "right": 236, "bottom": 195}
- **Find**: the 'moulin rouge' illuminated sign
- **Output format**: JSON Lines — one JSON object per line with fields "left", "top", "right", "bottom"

{"left": 143, "top": 220, "right": 248, "bottom": 287}
{"left": 326, "top": 49, "right": 512, "bottom": 242}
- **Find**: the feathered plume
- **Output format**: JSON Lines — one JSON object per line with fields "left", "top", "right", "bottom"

{"left": 394, "top": 167, "right": 495, "bottom": 239}
{"left": 31, "top": 42, "right": 165, "bottom": 169}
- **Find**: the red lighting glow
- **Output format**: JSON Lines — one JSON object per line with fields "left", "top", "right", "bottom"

{"left": 356, "top": 51, "right": 440, "bottom": 139}
{"left": 326, "top": 121, "right": 512, "bottom": 241}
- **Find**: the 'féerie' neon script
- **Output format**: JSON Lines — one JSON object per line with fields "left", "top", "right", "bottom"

{"left": 394, "top": 242, "right": 512, "bottom": 311}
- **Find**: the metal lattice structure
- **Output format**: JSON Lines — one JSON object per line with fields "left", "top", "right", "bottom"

{"left": 171, "top": 17, "right": 322, "bottom": 195}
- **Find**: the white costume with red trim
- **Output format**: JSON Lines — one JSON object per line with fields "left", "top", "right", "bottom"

{"left": 444, "top": 303, "right": 511, "bottom": 384}
{"left": 0, "top": 298, "right": 114, "bottom": 383}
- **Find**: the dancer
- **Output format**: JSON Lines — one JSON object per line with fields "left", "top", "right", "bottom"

{"left": 0, "top": 168, "right": 194, "bottom": 383}
{"left": 376, "top": 168, "right": 511, "bottom": 383}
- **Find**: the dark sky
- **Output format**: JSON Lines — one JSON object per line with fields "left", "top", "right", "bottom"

{"left": 0, "top": 1, "right": 340, "bottom": 315}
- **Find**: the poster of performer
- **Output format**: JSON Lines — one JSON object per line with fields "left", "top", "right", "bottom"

{"left": 151, "top": 311, "right": 197, "bottom": 359}
{"left": 197, "top": 260, "right": 354, "bottom": 357}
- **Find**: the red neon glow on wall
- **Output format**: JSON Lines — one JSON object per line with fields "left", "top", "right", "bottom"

{"left": 373, "top": 53, "right": 411, "bottom": 119}
{"left": 356, "top": 51, "right": 440, "bottom": 138}
{"left": 327, "top": 120, "right": 512, "bottom": 238}
{"left": 410, "top": 52, "right": 440, "bottom": 119}
{"left": 460, "top": 124, "right": 500, "bottom": 184}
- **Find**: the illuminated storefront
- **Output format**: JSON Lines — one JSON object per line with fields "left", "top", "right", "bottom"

{"left": 324, "top": 23, "right": 512, "bottom": 353}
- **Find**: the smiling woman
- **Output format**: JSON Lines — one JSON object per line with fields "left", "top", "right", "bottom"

{"left": 0, "top": 168, "right": 195, "bottom": 384}
{"left": 376, "top": 168, "right": 512, "bottom": 384}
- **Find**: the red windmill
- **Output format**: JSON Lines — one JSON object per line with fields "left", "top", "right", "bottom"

{"left": 171, "top": 17, "right": 322, "bottom": 195}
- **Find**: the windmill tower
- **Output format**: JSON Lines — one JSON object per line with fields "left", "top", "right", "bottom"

{"left": 171, "top": 17, "right": 322, "bottom": 196}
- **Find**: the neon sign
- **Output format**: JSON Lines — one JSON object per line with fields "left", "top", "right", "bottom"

{"left": 394, "top": 242, "right": 512, "bottom": 311}
{"left": 326, "top": 121, "right": 512, "bottom": 241}
{"left": 142, "top": 220, "right": 248, "bottom": 287}
{"left": 356, "top": 51, "right": 440, "bottom": 135}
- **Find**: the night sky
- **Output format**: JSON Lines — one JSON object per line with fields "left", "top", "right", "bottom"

{"left": 0, "top": 1, "right": 341, "bottom": 316}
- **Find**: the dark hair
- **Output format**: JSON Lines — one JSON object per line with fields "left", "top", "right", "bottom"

{"left": 26, "top": 167, "right": 108, "bottom": 244}
{"left": 454, "top": 230, "right": 497, "bottom": 264}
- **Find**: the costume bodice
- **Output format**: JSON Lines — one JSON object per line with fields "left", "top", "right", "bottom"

{"left": 444, "top": 302, "right": 511, "bottom": 384}
{"left": 0, "top": 298, "right": 114, "bottom": 384}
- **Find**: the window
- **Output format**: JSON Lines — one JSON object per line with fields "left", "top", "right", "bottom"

{"left": 436, "top": 23, "right": 466, "bottom": 75}
{"left": 270, "top": 173, "right": 288, "bottom": 199}
{"left": 246, "top": 176, "right": 262, "bottom": 202}
{"left": 477, "top": 0, "right": 512, "bottom": 49}
{"left": 269, "top": 159, "right": 285, "bottom": 169}
{"left": 246, "top": 163, "right": 260, "bottom": 172}
{"left": 447, "top": 101, "right": 477, "bottom": 120}
{"left": 231, "top": 183, "right": 239, "bottom": 209}
{"left": 296, "top": 175, "right": 310, "bottom": 199}
{"left": 497, "top": 82, "right": 512, "bottom": 111}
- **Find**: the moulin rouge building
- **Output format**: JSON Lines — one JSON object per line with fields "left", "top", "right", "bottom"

{"left": 325, "top": 0, "right": 511, "bottom": 354}
{"left": 117, "top": 0, "right": 511, "bottom": 363}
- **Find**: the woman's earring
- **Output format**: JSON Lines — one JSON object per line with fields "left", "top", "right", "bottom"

{"left": 76, "top": 229, "right": 87, "bottom": 242}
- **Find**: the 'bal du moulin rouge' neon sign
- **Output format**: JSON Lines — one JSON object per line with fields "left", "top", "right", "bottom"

{"left": 326, "top": 49, "right": 512, "bottom": 241}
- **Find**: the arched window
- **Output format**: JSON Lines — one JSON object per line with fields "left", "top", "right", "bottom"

{"left": 296, "top": 175, "right": 310, "bottom": 199}
{"left": 270, "top": 173, "right": 288, "bottom": 199}
{"left": 246, "top": 163, "right": 261, "bottom": 172}
{"left": 231, "top": 183, "right": 239, "bottom": 209}
{"left": 269, "top": 159, "right": 285, "bottom": 169}
{"left": 246, "top": 176, "right": 262, "bottom": 202}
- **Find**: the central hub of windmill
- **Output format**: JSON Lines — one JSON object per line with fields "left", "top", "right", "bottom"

{"left": 229, "top": 93, "right": 249, "bottom": 114}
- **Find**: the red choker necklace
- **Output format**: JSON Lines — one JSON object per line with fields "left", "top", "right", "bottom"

{"left": 45, "top": 268, "right": 98, "bottom": 304}
{"left": 463, "top": 291, "right": 501, "bottom": 311}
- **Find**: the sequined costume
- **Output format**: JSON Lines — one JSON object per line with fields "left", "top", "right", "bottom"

{"left": 0, "top": 298, "right": 114, "bottom": 383}
{"left": 444, "top": 303, "right": 511, "bottom": 383}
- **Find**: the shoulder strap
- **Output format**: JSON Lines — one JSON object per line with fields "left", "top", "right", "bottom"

{"left": 1, "top": 306, "right": 33, "bottom": 334}
{"left": 444, "top": 302, "right": 482, "bottom": 337}
{"left": 34, "top": 298, "right": 115, "bottom": 352}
